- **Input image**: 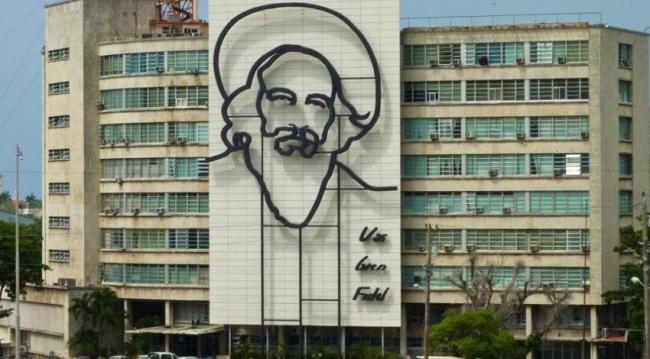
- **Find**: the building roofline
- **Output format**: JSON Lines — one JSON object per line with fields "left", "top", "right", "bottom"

{"left": 401, "top": 22, "right": 650, "bottom": 37}
{"left": 45, "top": 0, "right": 81, "bottom": 9}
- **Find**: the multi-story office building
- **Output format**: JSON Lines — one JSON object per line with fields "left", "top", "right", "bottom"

{"left": 401, "top": 23, "right": 649, "bottom": 358}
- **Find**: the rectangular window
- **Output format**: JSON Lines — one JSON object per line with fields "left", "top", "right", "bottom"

{"left": 100, "top": 54, "right": 124, "bottom": 76}
{"left": 102, "top": 264, "right": 124, "bottom": 283}
{"left": 168, "top": 158, "right": 209, "bottom": 178}
{"left": 465, "top": 154, "right": 526, "bottom": 176}
{"left": 402, "top": 118, "right": 461, "bottom": 140}
{"left": 465, "top": 192, "right": 526, "bottom": 214}
{"left": 619, "top": 153, "right": 633, "bottom": 177}
{"left": 125, "top": 122, "right": 167, "bottom": 143}
{"left": 465, "top": 80, "right": 525, "bottom": 101}
{"left": 403, "top": 44, "right": 461, "bottom": 66}
{"left": 124, "top": 193, "right": 166, "bottom": 213}
{"left": 125, "top": 229, "right": 166, "bottom": 249}
{"left": 102, "top": 229, "right": 124, "bottom": 249}
{"left": 48, "top": 48, "right": 70, "bottom": 61}
{"left": 48, "top": 115, "right": 70, "bottom": 128}
{"left": 48, "top": 81, "right": 70, "bottom": 95}
{"left": 619, "top": 80, "right": 632, "bottom": 103}
{"left": 169, "top": 122, "right": 209, "bottom": 144}
{"left": 465, "top": 230, "right": 527, "bottom": 251}
{"left": 48, "top": 182, "right": 70, "bottom": 195}
{"left": 465, "top": 42, "right": 524, "bottom": 65}
{"left": 529, "top": 116, "right": 589, "bottom": 138}
{"left": 619, "top": 191, "right": 633, "bottom": 215}
{"left": 101, "top": 193, "right": 124, "bottom": 213}
{"left": 401, "top": 229, "right": 463, "bottom": 251}
{"left": 619, "top": 44, "right": 632, "bottom": 67}
{"left": 49, "top": 250, "right": 71, "bottom": 262}
{"left": 101, "top": 89, "right": 124, "bottom": 110}
{"left": 48, "top": 149, "right": 70, "bottom": 161}
{"left": 167, "top": 50, "right": 209, "bottom": 72}
{"left": 529, "top": 267, "right": 589, "bottom": 289}
{"left": 402, "top": 192, "right": 463, "bottom": 214}
{"left": 402, "top": 266, "right": 463, "bottom": 288}
{"left": 530, "top": 41, "right": 589, "bottom": 64}
{"left": 529, "top": 230, "right": 589, "bottom": 251}
{"left": 529, "top": 78, "right": 589, "bottom": 100}
{"left": 125, "top": 264, "right": 166, "bottom": 284}
{"left": 529, "top": 191, "right": 590, "bottom": 214}
{"left": 167, "top": 193, "right": 209, "bottom": 213}
{"left": 168, "top": 229, "right": 210, "bottom": 249}
{"left": 49, "top": 216, "right": 70, "bottom": 229}
{"left": 168, "top": 265, "right": 209, "bottom": 285}
{"left": 124, "top": 158, "right": 166, "bottom": 178}
{"left": 529, "top": 154, "right": 590, "bottom": 176}
{"left": 125, "top": 87, "right": 165, "bottom": 108}
{"left": 619, "top": 117, "right": 632, "bottom": 141}
{"left": 403, "top": 81, "right": 461, "bottom": 103}
{"left": 465, "top": 117, "right": 525, "bottom": 139}
{"left": 125, "top": 52, "right": 165, "bottom": 74}
{"left": 168, "top": 86, "right": 209, "bottom": 107}
{"left": 403, "top": 155, "right": 462, "bottom": 177}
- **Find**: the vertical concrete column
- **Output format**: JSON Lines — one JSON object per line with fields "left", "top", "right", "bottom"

{"left": 590, "top": 306, "right": 598, "bottom": 359}
{"left": 399, "top": 304, "right": 407, "bottom": 356}
{"left": 340, "top": 327, "right": 346, "bottom": 357}
{"left": 164, "top": 301, "right": 173, "bottom": 352}
{"left": 124, "top": 300, "right": 133, "bottom": 343}
{"left": 278, "top": 326, "right": 285, "bottom": 346}
{"left": 525, "top": 305, "right": 533, "bottom": 359}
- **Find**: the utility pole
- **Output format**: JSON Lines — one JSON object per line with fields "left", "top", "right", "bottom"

{"left": 422, "top": 224, "right": 437, "bottom": 359}
{"left": 642, "top": 192, "right": 650, "bottom": 359}
{"left": 14, "top": 145, "right": 21, "bottom": 359}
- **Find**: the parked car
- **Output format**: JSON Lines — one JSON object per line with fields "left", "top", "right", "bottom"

{"left": 178, "top": 357, "right": 198, "bottom": 359}
{"left": 147, "top": 353, "right": 178, "bottom": 359}
{"left": 109, "top": 356, "right": 128, "bottom": 359}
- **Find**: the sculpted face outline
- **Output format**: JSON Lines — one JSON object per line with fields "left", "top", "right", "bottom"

{"left": 209, "top": 3, "right": 390, "bottom": 229}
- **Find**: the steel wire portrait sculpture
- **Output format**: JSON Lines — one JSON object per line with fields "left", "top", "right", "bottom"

{"left": 208, "top": 3, "right": 397, "bottom": 229}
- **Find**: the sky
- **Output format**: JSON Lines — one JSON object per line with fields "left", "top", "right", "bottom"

{"left": 0, "top": 0, "right": 648, "bottom": 197}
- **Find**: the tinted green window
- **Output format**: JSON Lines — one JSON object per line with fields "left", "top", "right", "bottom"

{"left": 101, "top": 89, "right": 124, "bottom": 110}
{"left": 125, "top": 52, "right": 164, "bottom": 74}
{"left": 403, "top": 155, "right": 462, "bottom": 177}
{"left": 465, "top": 117, "right": 524, "bottom": 138}
{"left": 529, "top": 116, "right": 589, "bottom": 138}
{"left": 402, "top": 118, "right": 461, "bottom": 140}
{"left": 619, "top": 154, "right": 633, "bottom": 176}
{"left": 465, "top": 154, "right": 525, "bottom": 176}
{"left": 529, "top": 192, "right": 590, "bottom": 214}
{"left": 167, "top": 50, "right": 209, "bottom": 72}
{"left": 100, "top": 54, "right": 124, "bottom": 76}
{"left": 619, "top": 191, "right": 633, "bottom": 215}
{"left": 402, "top": 192, "right": 463, "bottom": 214}
{"left": 619, "top": 117, "right": 632, "bottom": 141}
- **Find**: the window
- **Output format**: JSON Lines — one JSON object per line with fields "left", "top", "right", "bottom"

{"left": 529, "top": 78, "right": 589, "bottom": 100}
{"left": 101, "top": 89, "right": 124, "bottom": 110}
{"left": 125, "top": 52, "right": 165, "bottom": 74}
{"left": 124, "top": 123, "right": 167, "bottom": 143}
{"left": 48, "top": 81, "right": 70, "bottom": 95}
{"left": 619, "top": 191, "right": 633, "bottom": 215}
{"left": 403, "top": 81, "right": 461, "bottom": 103}
{"left": 619, "top": 154, "right": 633, "bottom": 177}
{"left": 529, "top": 191, "right": 590, "bottom": 214}
{"left": 49, "top": 182, "right": 70, "bottom": 195}
{"left": 48, "top": 115, "right": 70, "bottom": 128}
{"left": 529, "top": 154, "right": 590, "bottom": 176}
{"left": 125, "top": 158, "right": 166, "bottom": 178}
{"left": 529, "top": 267, "right": 589, "bottom": 289}
{"left": 126, "top": 229, "right": 166, "bottom": 249}
{"left": 529, "top": 230, "right": 589, "bottom": 251}
{"left": 465, "top": 230, "right": 527, "bottom": 251}
{"left": 530, "top": 41, "right": 589, "bottom": 64}
{"left": 168, "top": 265, "right": 209, "bottom": 285}
{"left": 403, "top": 44, "right": 461, "bottom": 66}
{"left": 465, "top": 42, "right": 524, "bottom": 65}
{"left": 124, "top": 193, "right": 166, "bottom": 213}
{"left": 168, "top": 86, "right": 209, "bottom": 107}
{"left": 100, "top": 54, "right": 124, "bottom": 76}
{"left": 465, "top": 154, "right": 526, "bottom": 176}
{"left": 102, "top": 193, "right": 124, "bottom": 212}
{"left": 168, "top": 229, "right": 210, "bottom": 249}
{"left": 619, "top": 44, "right": 632, "bottom": 67}
{"left": 402, "top": 266, "right": 462, "bottom": 288}
{"left": 102, "top": 229, "right": 124, "bottom": 249}
{"left": 465, "top": 192, "right": 526, "bottom": 214}
{"left": 167, "top": 50, "right": 209, "bottom": 72}
{"left": 619, "top": 117, "right": 632, "bottom": 141}
{"left": 48, "top": 149, "right": 70, "bottom": 161}
{"left": 465, "top": 117, "right": 525, "bottom": 139}
{"left": 49, "top": 250, "right": 71, "bottom": 262}
{"left": 125, "top": 264, "right": 166, "bottom": 284}
{"left": 125, "top": 87, "right": 165, "bottom": 108}
{"left": 167, "top": 193, "right": 209, "bottom": 213}
{"left": 402, "top": 229, "right": 463, "bottom": 251}
{"left": 402, "top": 192, "right": 463, "bottom": 214}
{"left": 168, "top": 158, "right": 209, "bottom": 178}
{"left": 49, "top": 216, "right": 70, "bottom": 229}
{"left": 48, "top": 48, "right": 69, "bottom": 61}
{"left": 102, "top": 264, "right": 124, "bottom": 283}
{"left": 619, "top": 80, "right": 632, "bottom": 103}
{"left": 169, "top": 122, "right": 209, "bottom": 144}
{"left": 402, "top": 118, "right": 461, "bottom": 140}
{"left": 534, "top": 340, "right": 587, "bottom": 359}
{"left": 403, "top": 155, "right": 462, "bottom": 177}
{"left": 465, "top": 80, "right": 525, "bottom": 101}
{"left": 529, "top": 116, "right": 589, "bottom": 138}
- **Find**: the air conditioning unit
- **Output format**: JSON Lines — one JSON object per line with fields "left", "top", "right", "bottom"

{"left": 438, "top": 206, "right": 448, "bottom": 215}
{"left": 452, "top": 59, "right": 461, "bottom": 67}
{"left": 156, "top": 207, "right": 166, "bottom": 216}
{"left": 156, "top": 66, "right": 165, "bottom": 73}
{"left": 530, "top": 244, "right": 540, "bottom": 253}
{"left": 466, "top": 244, "right": 476, "bottom": 252}
{"left": 57, "top": 278, "right": 76, "bottom": 288}
{"left": 427, "top": 92, "right": 439, "bottom": 102}
{"left": 168, "top": 138, "right": 178, "bottom": 145}
{"left": 443, "top": 244, "right": 455, "bottom": 253}
{"left": 115, "top": 177, "right": 123, "bottom": 185}
{"left": 122, "top": 138, "right": 131, "bottom": 146}
{"left": 104, "top": 207, "right": 120, "bottom": 216}
{"left": 131, "top": 208, "right": 141, "bottom": 216}
{"left": 558, "top": 57, "right": 567, "bottom": 64}
{"left": 177, "top": 137, "right": 189, "bottom": 145}
{"left": 583, "top": 281, "right": 591, "bottom": 290}
{"left": 429, "top": 59, "right": 439, "bottom": 67}
{"left": 502, "top": 207, "right": 512, "bottom": 215}
{"left": 100, "top": 139, "right": 108, "bottom": 146}
{"left": 581, "top": 131, "right": 590, "bottom": 139}
{"left": 475, "top": 207, "right": 485, "bottom": 214}
{"left": 516, "top": 132, "right": 526, "bottom": 140}
{"left": 516, "top": 57, "right": 525, "bottom": 65}
{"left": 429, "top": 133, "right": 439, "bottom": 142}
{"left": 96, "top": 102, "right": 105, "bottom": 110}
{"left": 176, "top": 98, "right": 188, "bottom": 107}
{"left": 465, "top": 132, "right": 476, "bottom": 140}
{"left": 489, "top": 169, "right": 499, "bottom": 177}
{"left": 110, "top": 139, "right": 118, "bottom": 147}
{"left": 478, "top": 56, "right": 489, "bottom": 66}
{"left": 581, "top": 245, "right": 591, "bottom": 254}
{"left": 553, "top": 169, "right": 564, "bottom": 177}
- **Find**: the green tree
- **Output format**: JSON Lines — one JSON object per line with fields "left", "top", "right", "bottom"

{"left": 429, "top": 309, "right": 519, "bottom": 359}
{"left": 0, "top": 191, "right": 11, "bottom": 204}
{"left": 69, "top": 287, "right": 124, "bottom": 357}
{"left": 0, "top": 220, "right": 48, "bottom": 319}
{"left": 603, "top": 225, "right": 643, "bottom": 354}
{"left": 24, "top": 193, "right": 41, "bottom": 209}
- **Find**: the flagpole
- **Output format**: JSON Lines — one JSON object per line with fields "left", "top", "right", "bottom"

{"left": 14, "top": 145, "right": 20, "bottom": 359}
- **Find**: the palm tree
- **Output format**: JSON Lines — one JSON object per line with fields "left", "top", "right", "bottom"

{"left": 0, "top": 191, "right": 11, "bottom": 204}
{"left": 69, "top": 288, "right": 124, "bottom": 357}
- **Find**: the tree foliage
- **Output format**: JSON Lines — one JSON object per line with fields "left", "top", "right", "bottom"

{"left": 0, "top": 220, "right": 47, "bottom": 319}
{"left": 24, "top": 193, "right": 41, "bottom": 209}
{"left": 69, "top": 287, "right": 124, "bottom": 357}
{"left": 0, "top": 191, "right": 11, "bottom": 204}
{"left": 429, "top": 309, "right": 519, "bottom": 359}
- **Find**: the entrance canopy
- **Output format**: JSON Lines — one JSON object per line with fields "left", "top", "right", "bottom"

{"left": 126, "top": 325, "right": 223, "bottom": 336}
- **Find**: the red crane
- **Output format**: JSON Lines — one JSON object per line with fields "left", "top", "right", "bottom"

{"left": 151, "top": 0, "right": 206, "bottom": 26}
